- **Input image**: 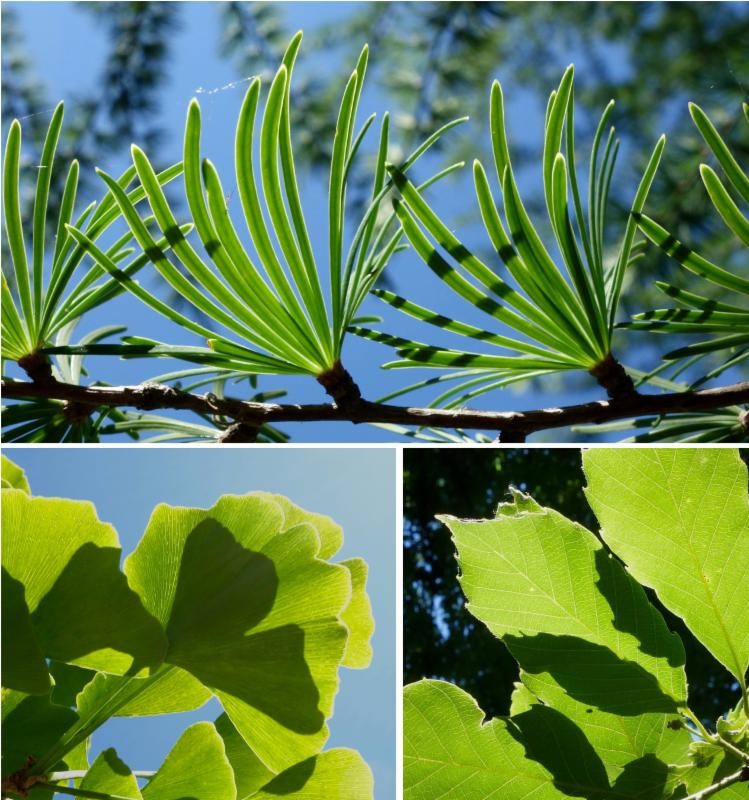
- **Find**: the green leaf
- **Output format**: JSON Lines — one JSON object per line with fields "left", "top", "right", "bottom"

{"left": 216, "top": 712, "right": 274, "bottom": 799}
{"left": 113, "top": 668, "right": 212, "bottom": 717}
{"left": 254, "top": 749, "right": 373, "bottom": 799}
{"left": 2, "top": 567, "right": 50, "bottom": 694}
{"left": 404, "top": 679, "right": 559, "bottom": 800}
{"left": 142, "top": 722, "right": 234, "bottom": 800}
{"left": 439, "top": 492, "right": 691, "bottom": 793}
{"left": 1, "top": 491, "right": 167, "bottom": 677}
{"left": 124, "top": 494, "right": 352, "bottom": 773}
{"left": 340, "top": 559, "right": 374, "bottom": 669}
{"left": 689, "top": 102, "right": 749, "bottom": 205}
{"left": 583, "top": 449, "right": 749, "bottom": 692}
{"left": 2, "top": 689, "right": 78, "bottom": 776}
{"left": 219, "top": 709, "right": 374, "bottom": 800}
{"left": 439, "top": 496, "right": 687, "bottom": 713}
{"left": 79, "top": 748, "right": 143, "bottom": 800}
{"left": 1, "top": 455, "right": 30, "bottom": 492}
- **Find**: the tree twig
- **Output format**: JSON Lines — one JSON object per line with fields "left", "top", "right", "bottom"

{"left": 3, "top": 378, "right": 748, "bottom": 439}
{"left": 680, "top": 766, "right": 749, "bottom": 800}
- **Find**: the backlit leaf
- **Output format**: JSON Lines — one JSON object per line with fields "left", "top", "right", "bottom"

{"left": 583, "top": 449, "right": 749, "bottom": 688}
{"left": 124, "top": 494, "right": 353, "bottom": 773}
{"left": 142, "top": 722, "right": 234, "bottom": 800}
{"left": 1, "top": 491, "right": 166, "bottom": 677}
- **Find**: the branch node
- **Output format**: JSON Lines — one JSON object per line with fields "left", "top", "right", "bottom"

{"left": 137, "top": 382, "right": 176, "bottom": 410}
{"left": 589, "top": 352, "right": 637, "bottom": 399}
{"left": 17, "top": 352, "right": 54, "bottom": 386}
{"left": 316, "top": 361, "right": 362, "bottom": 409}
{"left": 2, "top": 757, "right": 44, "bottom": 798}
{"left": 739, "top": 409, "right": 749, "bottom": 435}
{"left": 496, "top": 429, "right": 527, "bottom": 443}
{"left": 218, "top": 421, "right": 261, "bottom": 443}
{"left": 62, "top": 400, "right": 92, "bottom": 424}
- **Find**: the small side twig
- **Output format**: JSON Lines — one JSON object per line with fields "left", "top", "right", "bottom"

{"left": 680, "top": 766, "right": 749, "bottom": 800}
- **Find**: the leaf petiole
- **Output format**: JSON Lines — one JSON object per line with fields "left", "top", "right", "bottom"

{"left": 33, "top": 782, "right": 141, "bottom": 800}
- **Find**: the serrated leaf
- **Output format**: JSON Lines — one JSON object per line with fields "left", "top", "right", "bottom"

{"left": 80, "top": 748, "right": 143, "bottom": 800}
{"left": 439, "top": 496, "right": 691, "bottom": 793}
{"left": 583, "top": 449, "right": 749, "bottom": 688}
{"left": 404, "top": 679, "right": 559, "bottom": 800}
{"left": 124, "top": 494, "right": 352, "bottom": 773}
{"left": 142, "top": 722, "right": 234, "bottom": 800}
{"left": 1, "top": 491, "right": 166, "bottom": 676}
{"left": 440, "top": 497, "right": 687, "bottom": 713}
{"left": 1, "top": 456, "right": 30, "bottom": 492}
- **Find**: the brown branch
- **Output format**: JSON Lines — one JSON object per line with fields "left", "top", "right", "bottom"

{"left": 3, "top": 378, "right": 749, "bottom": 439}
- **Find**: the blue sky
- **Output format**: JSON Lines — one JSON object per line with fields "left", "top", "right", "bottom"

{"left": 2, "top": 1, "right": 666, "bottom": 442}
{"left": 7, "top": 447, "right": 397, "bottom": 798}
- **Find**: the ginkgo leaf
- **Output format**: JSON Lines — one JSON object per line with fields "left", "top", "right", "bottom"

{"left": 124, "top": 494, "right": 353, "bottom": 774}
{"left": 142, "top": 722, "right": 235, "bottom": 800}
{"left": 340, "top": 558, "right": 374, "bottom": 669}
{"left": 1, "top": 689, "right": 77, "bottom": 776}
{"left": 71, "top": 664, "right": 212, "bottom": 723}
{"left": 583, "top": 449, "right": 749, "bottom": 691}
{"left": 216, "top": 712, "right": 274, "bottom": 799}
{"left": 1, "top": 455, "right": 30, "bottom": 492}
{"left": 253, "top": 748, "right": 373, "bottom": 799}
{"left": 218, "top": 711, "right": 373, "bottom": 800}
{"left": 2, "top": 567, "right": 50, "bottom": 694}
{"left": 439, "top": 498, "right": 687, "bottom": 712}
{"left": 252, "top": 492, "right": 343, "bottom": 559}
{"left": 1, "top": 490, "right": 167, "bottom": 677}
{"left": 403, "top": 679, "right": 559, "bottom": 800}
{"left": 79, "top": 748, "right": 143, "bottom": 800}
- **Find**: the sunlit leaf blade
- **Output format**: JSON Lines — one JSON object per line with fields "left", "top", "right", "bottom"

{"left": 2, "top": 490, "right": 167, "bottom": 677}
{"left": 404, "top": 679, "right": 559, "bottom": 800}
{"left": 216, "top": 712, "right": 274, "bottom": 799}
{"left": 700, "top": 164, "right": 749, "bottom": 246}
{"left": 31, "top": 102, "right": 64, "bottom": 321}
{"left": 252, "top": 492, "right": 343, "bottom": 559}
{"left": 637, "top": 215, "right": 749, "bottom": 295}
{"left": 254, "top": 748, "right": 373, "bottom": 799}
{"left": 79, "top": 748, "right": 143, "bottom": 800}
{"left": 583, "top": 449, "right": 749, "bottom": 690}
{"left": 3, "top": 119, "right": 33, "bottom": 332}
{"left": 115, "top": 668, "right": 212, "bottom": 717}
{"left": 363, "top": 69, "right": 661, "bottom": 397}
{"left": 124, "top": 494, "right": 353, "bottom": 773}
{"left": 339, "top": 559, "right": 374, "bottom": 669}
{"left": 1, "top": 455, "right": 30, "bottom": 492}
{"left": 440, "top": 498, "right": 687, "bottom": 713}
{"left": 689, "top": 102, "right": 749, "bottom": 204}
{"left": 142, "top": 722, "right": 235, "bottom": 800}
{"left": 61, "top": 664, "right": 212, "bottom": 724}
